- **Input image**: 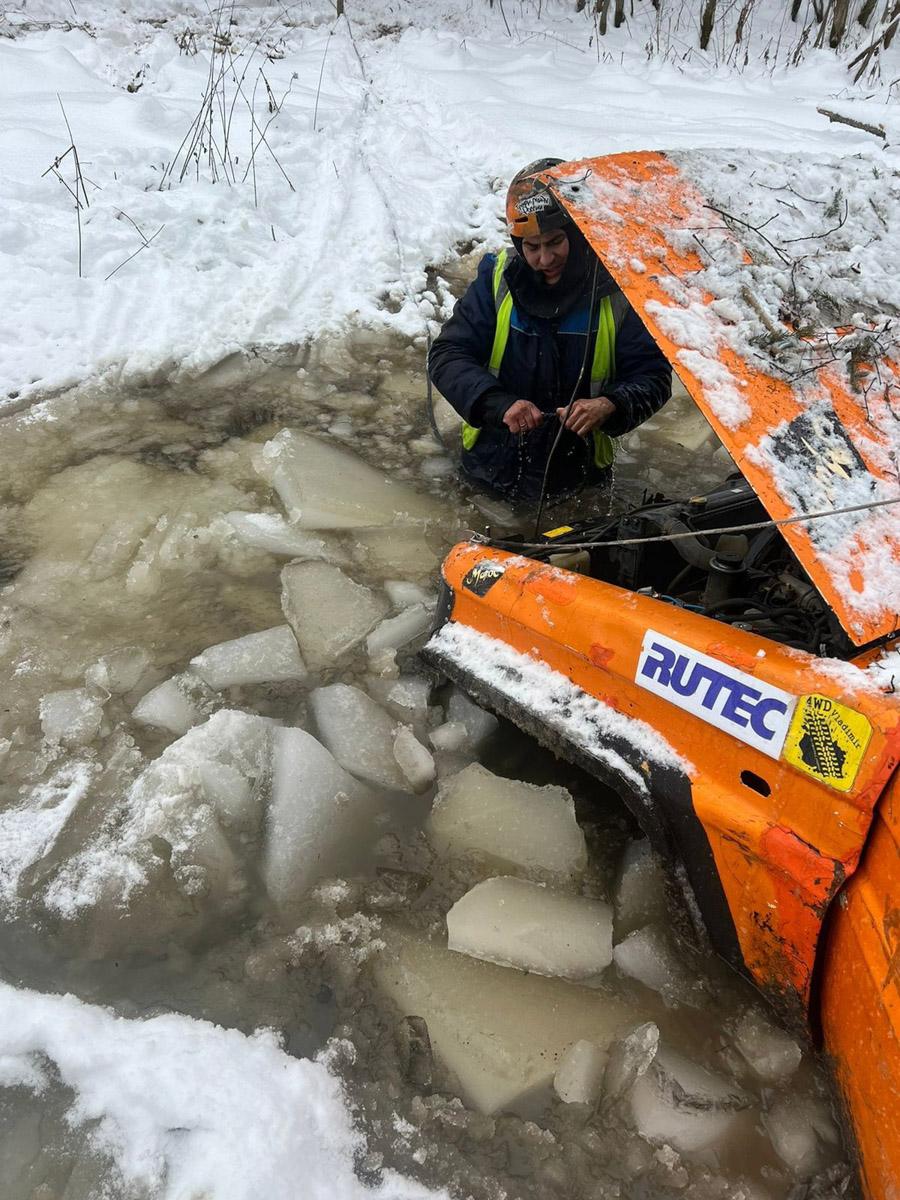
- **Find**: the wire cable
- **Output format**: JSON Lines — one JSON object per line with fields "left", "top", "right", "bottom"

{"left": 531, "top": 256, "right": 603, "bottom": 538}
{"left": 487, "top": 492, "right": 900, "bottom": 553}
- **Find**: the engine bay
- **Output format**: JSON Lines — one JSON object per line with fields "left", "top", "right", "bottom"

{"left": 487, "top": 477, "right": 857, "bottom": 659}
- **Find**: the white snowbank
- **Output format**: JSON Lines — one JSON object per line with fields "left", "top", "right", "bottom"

{"left": 0, "top": 982, "right": 444, "bottom": 1200}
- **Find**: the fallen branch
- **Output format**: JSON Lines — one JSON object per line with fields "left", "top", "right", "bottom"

{"left": 817, "top": 106, "right": 886, "bottom": 138}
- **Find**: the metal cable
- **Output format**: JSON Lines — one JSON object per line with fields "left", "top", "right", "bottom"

{"left": 483, "top": 492, "right": 900, "bottom": 552}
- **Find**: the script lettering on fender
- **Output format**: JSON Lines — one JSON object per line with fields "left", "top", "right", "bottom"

{"left": 461, "top": 560, "right": 506, "bottom": 598}
{"left": 635, "top": 631, "right": 796, "bottom": 759}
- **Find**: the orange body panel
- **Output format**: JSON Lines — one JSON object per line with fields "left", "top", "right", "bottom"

{"left": 537, "top": 152, "right": 900, "bottom": 646}
{"left": 439, "top": 542, "right": 900, "bottom": 1015}
{"left": 821, "top": 769, "right": 900, "bottom": 1200}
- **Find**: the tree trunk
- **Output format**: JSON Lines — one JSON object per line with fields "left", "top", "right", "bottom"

{"left": 699, "top": 0, "right": 717, "bottom": 48}
{"left": 829, "top": 0, "right": 850, "bottom": 46}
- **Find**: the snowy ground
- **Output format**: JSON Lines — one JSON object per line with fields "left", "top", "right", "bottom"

{"left": 1, "top": 2, "right": 898, "bottom": 1198}
{"left": 1, "top": 0, "right": 898, "bottom": 410}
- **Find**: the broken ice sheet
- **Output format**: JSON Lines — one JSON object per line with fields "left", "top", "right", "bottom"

{"left": 43, "top": 712, "right": 273, "bottom": 946}
{"left": 309, "top": 683, "right": 410, "bottom": 792}
{"left": 222, "top": 510, "right": 332, "bottom": 559}
{"left": 446, "top": 688, "right": 498, "bottom": 753}
{"left": 446, "top": 877, "right": 613, "bottom": 981}
{"left": 427, "top": 763, "right": 587, "bottom": 884}
{"left": 374, "top": 924, "right": 646, "bottom": 1115}
{"left": 612, "top": 923, "right": 704, "bottom": 1006}
{"left": 603, "top": 1021, "right": 660, "bottom": 1106}
{"left": 731, "top": 1008, "right": 802, "bottom": 1083}
{"left": 263, "top": 725, "right": 377, "bottom": 907}
{"left": 392, "top": 726, "right": 435, "bottom": 794}
{"left": 630, "top": 1045, "right": 752, "bottom": 1154}
{"left": 39, "top": 688, "right": 104, "bottom": 746}
{"left": 613, "top": 837, "right": 669, "bottom": 939}
{"left": 366, "top": 605, "right": 433, "bottom": 657}
{"left": 761, "top": 1093, "right": 839, "bottom": 1176}
{"left": 131, "top": 674, "right": 204, "bottom": 736}
{"left": 253, "top": 428, "right": 442, "bottom": 529}
{"left": 281, "top": 561, "right": 388, "bottom": 671}
{"left": 189, "top": 625, "right": 306, "bottom": 690}
{"left": 554, "top": 1039, "right": 607, "bottom": 1106}
{"left": 84, "top": 647, "right": 153, "bottom": 696}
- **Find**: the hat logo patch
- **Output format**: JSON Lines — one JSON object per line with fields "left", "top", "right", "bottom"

{"left": 514, "top": 191, "right": 553, "bottom": 216}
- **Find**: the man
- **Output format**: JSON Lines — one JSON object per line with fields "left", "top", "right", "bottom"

{"left": 427, "top": 158, "right": 672, "bottom": 502}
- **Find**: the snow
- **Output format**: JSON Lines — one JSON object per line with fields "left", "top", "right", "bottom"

{"left": 427, "top": 623, "right": 690, "bottom": 780}
{"left": 0, "top": 981, "right": 443, "bottom": 1200}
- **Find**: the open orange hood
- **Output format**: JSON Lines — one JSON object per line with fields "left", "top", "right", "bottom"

{"left": 542, "top": 152, "right": 900, "bottom": 648}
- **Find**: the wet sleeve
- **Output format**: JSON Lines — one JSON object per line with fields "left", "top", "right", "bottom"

{"left": 600, "top": 305, "right": 673, "bottom": 439}
{"left": 427, "top": 256, "right": 517, "bottom": 429}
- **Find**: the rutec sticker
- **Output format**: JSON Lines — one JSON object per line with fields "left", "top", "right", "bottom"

{"left": 635, "top": 630, "right": 795, "bottom": 759}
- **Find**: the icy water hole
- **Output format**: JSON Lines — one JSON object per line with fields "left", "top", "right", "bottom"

{"left": 0, "top": 315, "right": 850, "bottom": 1200}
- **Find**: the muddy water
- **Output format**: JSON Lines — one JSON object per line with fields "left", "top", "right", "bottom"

{"left": 0, "top": 330, "right": 848, "bottom": 1200}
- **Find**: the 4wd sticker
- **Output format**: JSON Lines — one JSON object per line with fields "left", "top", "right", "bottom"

{"left": 635, "top": 631, "right": 795, "bottom": 758}
{"left": 462, "top": 560, "right": 506, "bottom": 597}
{"left": 782, "top": 694, "right": 872, "bottom": 792}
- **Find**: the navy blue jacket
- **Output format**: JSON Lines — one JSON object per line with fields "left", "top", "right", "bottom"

{"left": 428, "top": 249, "right": 672, "bottom": 500}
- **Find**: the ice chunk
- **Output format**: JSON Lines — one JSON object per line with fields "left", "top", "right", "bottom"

{"left": 554, "top": 1040, "right": 607, "bottom": 1105}
{"left": 447, "top": 877, "right": 613, "bottom": 980}
{"left": 45, "top": 713, "right": 274, "bottom": 933}
{"left": 263, "top": 726, "right": 376, "bottom": 906}
{"left": 428, "top": 721, "right": 468, "bottom": 752}
{"left": 367, "top": 675, "right": 432, "bottom": 726}
{"left": 731, "top": 1009, "right": 802, "bottom": 1083}
{"left": 761, "top": 1094, "right": 838, "bottom": 1175}
{"left": 613, "top": 838, "right": 669, "bottom": 938}
{"left": 613, "top": 924, "right": 700, "bottom": 1003}
{"left": 446, "top": 688, "right": 498, "bottom": 753}
{"left": 189, "top": 625, "right": 306, "bottom": 690}
{"left": 253, "top": 429, "right": 441, "bottom": 528}
{"left": 630, "top": 1045, "right": 751, "bottom": 1153}
{"left": 309, "top": 683, "right": 408, "bottom": 792}
{"left": 366, "top": 605, "right": 432, "bottom": 656}
{"left": 223, "top": 511, "right": 331, "bottom": 559}
{"left": 281, "top": 561, "right": 387, "bottom": 670}
{"left": 428, "top": 764, "right": 587, "bottom": 883}
{"left": 84, "top": 647, "right": 152, "bottom": 696}
{"left": 39, "top": 689, "right": 104, "bottom": 746}
{"left": 374, "top": 925, "right": 643, "bottom": 1115}
{"left": 392, "top": 726, "right": 435, "bottom": 794}
{"left": 385, "top": 580, "right": 435, "bottom": 609}
{"left": 603, "top": 1021, "right": 660, "bottom": 1104}
{"left": 131, "top": 676, "right": 202, "bottom": 736}
{"left": 352, "top": 526, "right": 441, "bottom": 580}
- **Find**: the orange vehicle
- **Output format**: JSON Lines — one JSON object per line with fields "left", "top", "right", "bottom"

{"left": 423, "top": 154, "right": 900, "bottom": 1200}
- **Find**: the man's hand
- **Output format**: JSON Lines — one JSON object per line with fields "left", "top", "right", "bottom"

{"left": 503, "top": 399, "right": 543, "bottom": 435}
{"left": 556, "top": 396, "right": 616, "bottom": 437}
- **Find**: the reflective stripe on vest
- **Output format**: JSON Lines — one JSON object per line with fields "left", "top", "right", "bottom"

{"left": 462, "top": 249, "right": 620, "bottom": 469}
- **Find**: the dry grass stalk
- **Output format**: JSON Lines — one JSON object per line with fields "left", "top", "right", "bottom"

{"left": 41, "top": 97, "right": 90, "bottom": 277}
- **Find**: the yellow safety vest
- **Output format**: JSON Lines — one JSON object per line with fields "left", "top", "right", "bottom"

{"left": 462, "top": 249, "right": 619, "bottom": 469}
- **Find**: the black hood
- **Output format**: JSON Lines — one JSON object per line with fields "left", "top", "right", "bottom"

{"left": 507, "top": 224, "right": 616, "bottom": 320}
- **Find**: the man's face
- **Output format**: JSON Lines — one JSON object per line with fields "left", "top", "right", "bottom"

{"left": 520, "top": 229, "right": 569, "bottom": 285}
